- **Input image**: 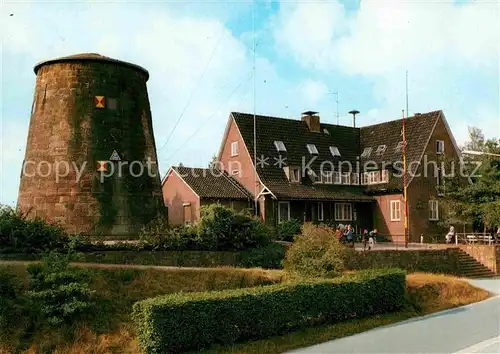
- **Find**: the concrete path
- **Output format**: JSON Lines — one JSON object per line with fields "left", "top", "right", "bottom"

{"left": 288, "top": 278, "right": 500, "bottom": 354}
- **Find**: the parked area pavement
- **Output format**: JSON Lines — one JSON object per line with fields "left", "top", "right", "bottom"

{"left": 289, "top": 277, "right": 500, "bottom": 354}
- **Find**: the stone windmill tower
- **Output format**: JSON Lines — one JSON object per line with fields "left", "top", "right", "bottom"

{"left": 17, "top": 53, "right": 165, "bottom": 237}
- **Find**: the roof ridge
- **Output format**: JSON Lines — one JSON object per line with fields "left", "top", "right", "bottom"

{"left": 361, "top": 110, "right": 442, "bottom": 128}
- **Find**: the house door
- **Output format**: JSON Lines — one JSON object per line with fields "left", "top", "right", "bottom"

{"left": 304, "top": 203, "right": 313, "bottom": 222}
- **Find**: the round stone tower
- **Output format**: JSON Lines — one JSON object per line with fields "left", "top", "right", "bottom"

{"left": 17, "top": 53, "right": 165, "bottom": 237}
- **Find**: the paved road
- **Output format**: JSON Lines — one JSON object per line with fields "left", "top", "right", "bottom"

{"left": 289, "top": 278, "right": 500, "bottom": 354}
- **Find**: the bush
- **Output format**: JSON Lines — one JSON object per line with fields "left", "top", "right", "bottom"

{"left": 0, "top": 267, "right": 25, "bottom": 338}
{"left": 139, "top": 217, "right": 198, "bottom": 250}
{"left": 0, "top": 204, "right": 68, "bottom": 254}
{"left": 132, "top": 268, "right": 406, "bottom": 353}
{"left": 275, "top": 218, "right": 302, "bottom": 242}
{"left": 283, "top": 223, "right": 347, "bottom": 278}
{"left": 196, "top": 204, "right": 270, "bottom": 250}
{"left": 136, "top": 205, "right": 270, "bottom": 251}
{"left": 26, "top": 247, "right": 94, "bottom": 327}
{"left": 239, "top": 242, "right": 287, "bottom": 269}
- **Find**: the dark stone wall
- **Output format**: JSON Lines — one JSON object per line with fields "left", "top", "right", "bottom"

{"left": 17, "top": 60, "right": 164, "bottom": 236}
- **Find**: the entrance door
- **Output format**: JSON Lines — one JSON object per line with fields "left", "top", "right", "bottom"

{"left": 304, "top": 203, "right": 313, "bottom": 222}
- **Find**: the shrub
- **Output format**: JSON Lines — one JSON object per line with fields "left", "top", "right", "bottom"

{"left": 0, "top": 267, "right": 25, "bottom": 338}
{"left": 0, "top": 204, "right": 68, "bottom": 254}
{"left": 275, "top": 218, "right": 302, "bottom": 242}
{"left": 139, "top": 217, "right": 197, "bottom": 250}
{"left": 132, "top": 268, "right": 406, "bottom": 353}
{"left": 196, "top": 204, "right": 270, "bottom": 250}
{"left": 25, "top": 247, "right": 94, "bottom": 327}
{"left": 239, "top": 242, "right": 287, "bottom": 269}
{"left": 283, "top": 223, "right": 347, "bottom": 278}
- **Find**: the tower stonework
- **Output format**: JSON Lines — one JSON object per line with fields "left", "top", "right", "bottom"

{"left": 17, "top": 53, "right": 165, "bottom": 236}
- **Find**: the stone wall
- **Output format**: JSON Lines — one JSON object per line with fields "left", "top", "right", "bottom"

{"left": 345, "top": 249, "right": 462, "bottom": 275}
{"left": 17, "top": 58, "right": 164, "bottom": 236}
{"left": 459, "top": 244, "right": 498, "bottom": 274}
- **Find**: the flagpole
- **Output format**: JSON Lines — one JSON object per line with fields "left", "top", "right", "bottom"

{"left": 402, "top": 109, "right": 408, "bottom": 248}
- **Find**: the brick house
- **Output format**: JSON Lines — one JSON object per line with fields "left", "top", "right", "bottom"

{"left": 161, "top": 166, "right": 253, "bottom": 225}
{"left": 215, "top": 109, "right": 464, "bottom": 242}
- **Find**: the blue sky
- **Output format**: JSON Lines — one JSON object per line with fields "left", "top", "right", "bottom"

{"left": 1, "top": 0, "right": 499, "bottom": 206}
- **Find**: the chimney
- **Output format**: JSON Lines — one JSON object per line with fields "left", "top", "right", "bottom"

{"left": 301, "top": 111, "right": 320, "bottom": 132}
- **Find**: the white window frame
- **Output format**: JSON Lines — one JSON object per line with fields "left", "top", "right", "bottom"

{"left": 329, "top": 146, "right": 341, "bottom": 157}
{"left": 333, "top": 171, "right": 341, "bottom": 184}
{"left": 274, "top": 140, "right": 286, "bottom": 152}
{"left": 231, "top": 168, "right": 240, "bottom": 176}
{"left": 361, "top": 172, "right": 369, "bottom": 185}
{"left": 306, "top": 144, "right": 318, "bottom": 154}
{"left": 341, "top": 172, "right": 351, "bottom": 185}
{"left": 290, "top": 168, "right": 300, "bottom": 183}
{"left": 368, "top": 171, "right": 380, "bottom": 184}
{"left": 381, "top": 169, "right": 389, "bottom": 183}
{"left": 390, "top": 200, "right": 401, "bottom": 221}
{"left": 278, "top": 201, "right": 291, "bottom": 222}
{"left": 351, "top": 173, "right": 360, "bottom": 185}
{"left": 376, "top": 145, "right": 387, "bottom": 155}
{"left": 231, "top": 141, "right": 238, "bottom": 157}
{"left": 335, "top": 203, "right": 352, "bottom": 221}
{"left": 317, "top": 202, "right": 324, "bottom": 221}
{"left": 436, "top": 140, "right": 445, "bottom": 154}
{"left": 361, "top": 147, "right": 372, "bottom": 158}
{"left": 323, "top": 128, "right": 330, "bottom": 135}
{"left": 429, "top": 200, "right": 439, "bottom": 221}
{"left": 321, "top": 171, "right": 333, "bottom": 184}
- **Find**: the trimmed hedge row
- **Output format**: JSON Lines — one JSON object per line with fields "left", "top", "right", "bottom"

{"left": 132, "top": 268, "right": 406, "bottom": 353}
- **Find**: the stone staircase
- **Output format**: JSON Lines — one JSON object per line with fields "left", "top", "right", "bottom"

{"left": 456, "top": 249, "right": 496, "bottom": 278}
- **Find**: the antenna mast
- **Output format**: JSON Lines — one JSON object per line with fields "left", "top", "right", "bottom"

{"left": 252, "top": 0, "right": 258, "bottom": 217}
{"left": 405, "top": 70, "right": 409, "bottom": 117}
{"left": 334, "top": 92, "right": 339, "bottom": 124}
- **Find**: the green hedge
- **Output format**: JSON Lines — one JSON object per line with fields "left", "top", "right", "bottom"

{"left": 132, "top": 268, "right": 406, "bottom": 353}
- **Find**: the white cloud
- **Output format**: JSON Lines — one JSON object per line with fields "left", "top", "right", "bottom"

{"left": 0, "top": 1, "right": 304, "bottom": 204}
{"left": 298, "top": 79, "right": 329, "bottom": 106}
{"left": 273, "top": 0, "right": 500, "bottom": 144}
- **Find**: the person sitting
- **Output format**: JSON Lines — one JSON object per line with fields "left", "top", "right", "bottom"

{"left": 445, "top": 226, "right": 455, "bottom": 244}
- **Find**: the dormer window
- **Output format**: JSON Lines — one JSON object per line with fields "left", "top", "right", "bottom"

{"left": 306, "top": 144, "right": 318, "bottom": 154}
{"left": 329, "top": 146, "right": 341, "bottom": 157}
{"left": 321, "top": 171, "right": 333, "bottom": 184}
{"left": 376, "top": 145, "right": 387, "bottom": 155}
{"left": 395, "top": 141, "right": 404, "bottom": 152}
{"left": 361, "top": 147, "right": 372, "bottom": 158}
{"left": 381, "top": 169, "right": 389, "bottom": 183}
{"left": 333, "top": 171, "right": 341, "bottom": 184}
{"left": 341, "top": 172, "right": 351, "bottom": 184}
{"left": 284, "top": 166, "right": 301, "bottom": 183}
{"left": 274, "top": 140, "right": 287, "bottom": 152}
{"left": 290, "top": 168, "right": 300, "bottom": 182}
{"left": 323, "top": 128, "right": 330, "bottom": 135}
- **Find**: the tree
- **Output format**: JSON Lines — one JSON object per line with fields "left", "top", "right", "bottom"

{"left": 440, "top": 127, "right": 500, "bottom": 232}
{"left": 208, "top": 154, "right": 218, "bottom": 168}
